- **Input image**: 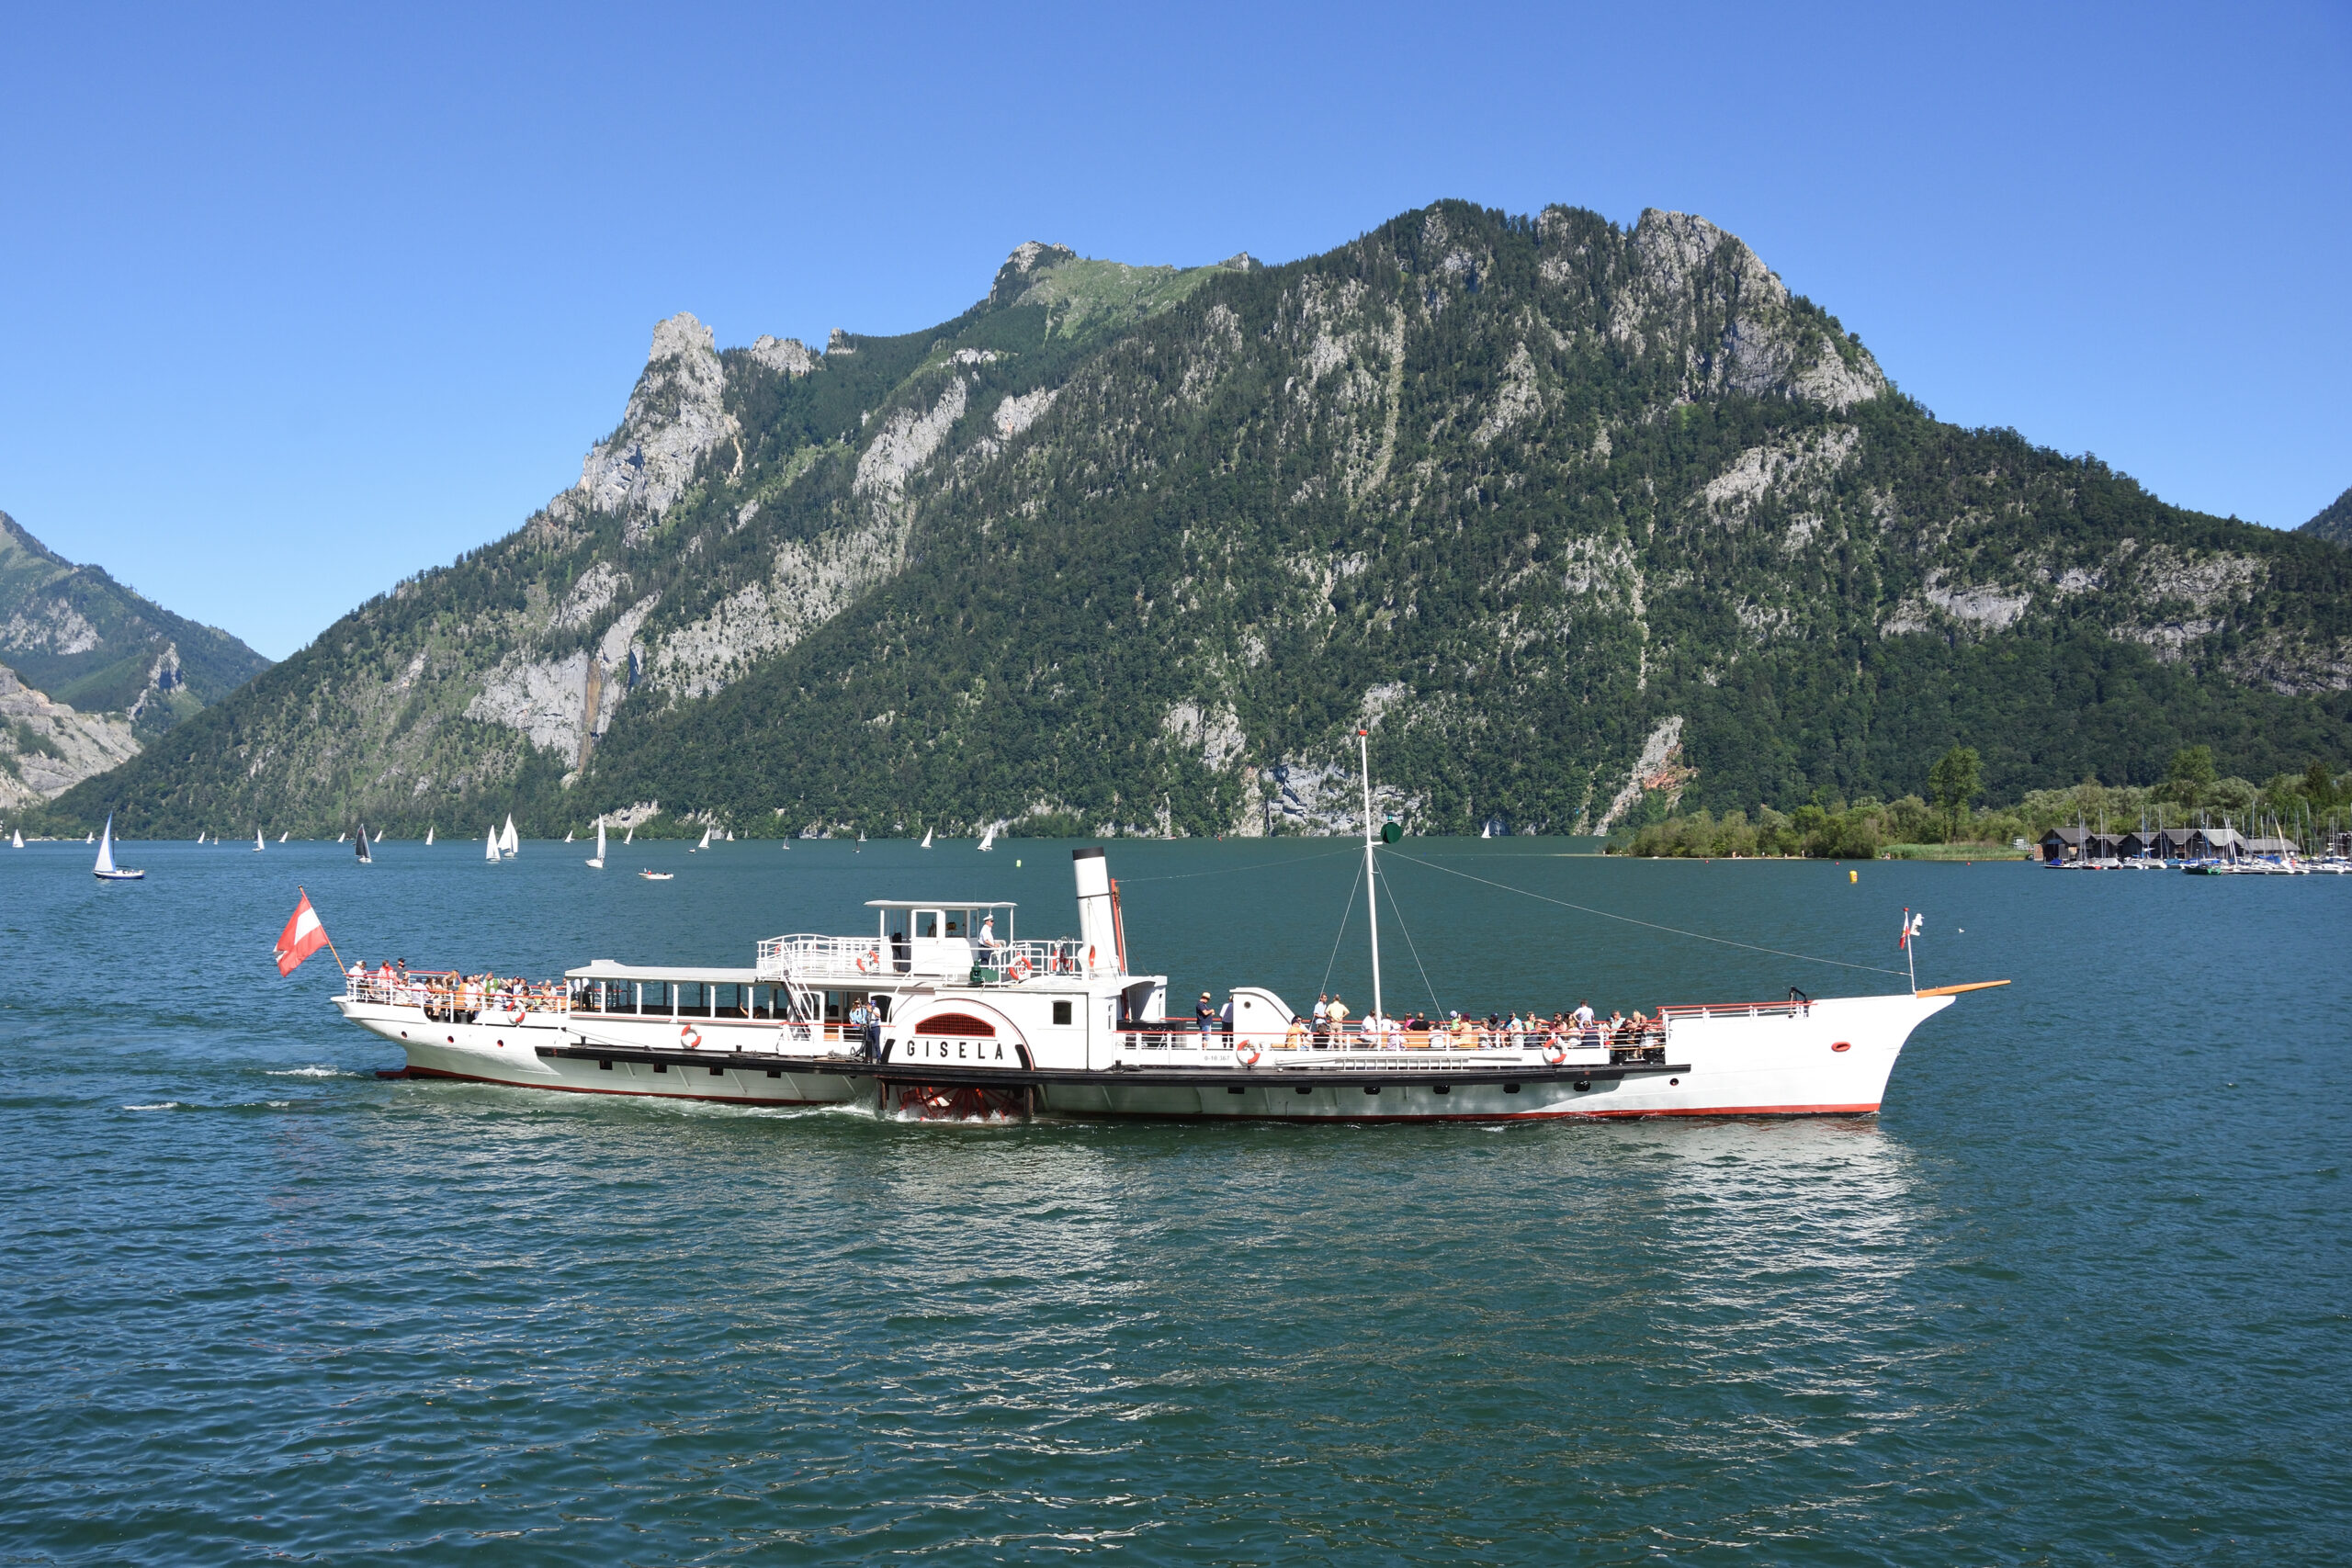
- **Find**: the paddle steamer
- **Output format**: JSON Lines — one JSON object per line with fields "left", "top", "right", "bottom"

{"left": 337, "top": 747, "right": 2001, "bottom": 1121}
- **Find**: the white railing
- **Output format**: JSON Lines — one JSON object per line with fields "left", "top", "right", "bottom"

{"left": 1114, "top": 1021, "right": 1663, "bottom": 1057}
{"left": 756, "top": 933, "right": 1103, "bottom": 983}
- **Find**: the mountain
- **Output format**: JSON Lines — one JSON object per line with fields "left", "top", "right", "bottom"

{"left": 48, "top": 202, "right": 2352, "bottom": 839}
{"left": 0, "top": 512, "right": 270, "bottom": 801}
{"left": 2301, "top": 487, "right": 2352, "bottom": 547}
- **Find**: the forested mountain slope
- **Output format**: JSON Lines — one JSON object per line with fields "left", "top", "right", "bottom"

{"left": 51, "top": 203, "right": 2352, "bottom": 838}
{"left": 2301, "top": 487, "right": 2352, "bottom": 547}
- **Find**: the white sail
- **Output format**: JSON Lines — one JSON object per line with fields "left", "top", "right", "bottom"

{"left": 501, "top": 815, "right": 519, "bottom": 856}
{"left": 356, "top": 824, "right": 373, "bottom": 864}
{"left": 278, "top": 831, "right": 288, "bottom": 843}
{"left": 588, "top": 818, "right": 605, "bottom": 869}
{"left": 978, "top": 823, "right": 995, "bottom": 852}
{"left": 85, "top": 831, "right": 94, "bottom": 844}
{"left": 698, "top": 825, "right": 713, "bottom": 850}
{"left": 94, "top": 818, "right": 115, "bottom": 874}
{"left": 12, "top": 828, "right": 24, "bottom": 849}
{"left": 485, "top": 825, "right": 500, "bottom": 862}
{"left": 921, "top": 828, "right": 933, "bottom": 849}
{"left": 335, "top": 832, "right": 344, "bottom": 842}
{"left": 624, "top": 824, "right": 634, "bottom": 845}
{"left": 726, "top": 829, "right": 734, "bottom": 841}
{"left": 425, "top": 826, "right": 434, "bottom": 846}
{"left": 564, "top": 829, "right": 573, "bottom": 842}
{"left": 255, "top": 829, "right": 265, "bottom": 852}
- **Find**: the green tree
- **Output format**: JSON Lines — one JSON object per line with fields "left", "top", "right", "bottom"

{"left": 2163, "top": 745, "right": 2217, "bottom": 805}
{"left": 2304, "top": 760, "right": 2342, "bottom": 813}
{"left": 1928, "top": 746, "right": 1983, "bottom": 838}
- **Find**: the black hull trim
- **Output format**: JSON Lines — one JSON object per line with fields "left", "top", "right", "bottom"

{"left": 534, "top": 1043, "right": 1689, "bottom": 1089}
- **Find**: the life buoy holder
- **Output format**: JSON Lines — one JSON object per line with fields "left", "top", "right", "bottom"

{"left": 1544, "top": 1042, "right": 1567, "bottom": 1066}
{"left": 1085, "top": 944, "right": 1097, "bottom": 973}
{"left": 1236, "top": 1043, "right": 1261, "bottom": 1067}
{"left": 680, "top": 1024, "right": 703, "bottom": 1049}
{"left": 1011, "top": 954, "right": 1034, "bottom": 981}
{"left": 855, "top": 949, "right": 878, "bottom": 975}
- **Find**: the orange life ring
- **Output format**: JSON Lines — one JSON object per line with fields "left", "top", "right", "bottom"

{"left": 1011, "top": 954, "right": 1034, "bottom": 980}
{"left": 1544, "top": 1042, "right": 1567, "bottom": 1066}
{"left": 856, "top": 949, "right": 878, "bottom": 975}
{"left": 1236, "top": 1043, "right": 1261, "bottom": 1066}
{"left": 507, "top": 1008, "right": 527, "bottom": 1026}
{"left": 1086, "top": 944, "right": 1097, "bottom": 972}
{"left": 680, "top": 1024, "right": 703, "bottom": 1049}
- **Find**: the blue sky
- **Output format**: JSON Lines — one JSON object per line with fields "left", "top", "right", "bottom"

{"left": 3, "top": 0, "right": 2346, "bottom": 660}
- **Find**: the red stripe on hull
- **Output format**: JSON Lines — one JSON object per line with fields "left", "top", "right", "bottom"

{"left": 1047, "top": 1102, "right": 1883, "bottom": 1123}
{"left": 388, "top": 1063, "right": 837, "bottom": 1108}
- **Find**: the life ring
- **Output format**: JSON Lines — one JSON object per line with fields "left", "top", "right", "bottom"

{"left": 1011, "top": 954, "right": 1034, "bottom": 981}
{"left": 1236, "top": 1043, "right": 1261, "bottom": 1066}
{"left": 1544, "top": 1042, "right": 1567, "bottom": 1066}
{"left": 507, "top": 1008, "right": 527, "bottom": 1026}
{"left": 855, "top": 949, "right": 878, "bottom": 975}
{"left": 680, "top": 1024, "right": 703, "bottom": 1049}
{"left": 1085, "top": 944, "right": 1097, "bottom": 972}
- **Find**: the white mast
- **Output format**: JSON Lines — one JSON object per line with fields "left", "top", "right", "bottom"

{"left": 1358, "top": 728, "right": 1383, "bottom": 1024}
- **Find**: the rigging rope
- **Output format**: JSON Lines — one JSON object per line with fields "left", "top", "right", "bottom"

{"left": 1377, "top": 872, "right": 1444, "bottom": 1016}
{"left": 1318, "top": 857, "right": 1364, "bottom": 1001}
{"left": 1379, "top": 849, "right": 1912, "bottom": 979}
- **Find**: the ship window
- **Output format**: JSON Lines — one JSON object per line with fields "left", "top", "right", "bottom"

{"left": 1053, "top": 1001, "right": 1072, "bottom": 1026}
{"left": 677, "top": 982, "right": 710, "bottom": 1018}
{"left": 643, "top": 982, "right": 673, "bottom": 1015}
{"left": 916, "top": 911, "right": 939, "bottom": 939}
{"left": 945, "top": 917, "right": 962, "bottom": 936}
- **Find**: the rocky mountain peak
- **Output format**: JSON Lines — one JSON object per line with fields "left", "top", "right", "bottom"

{"left": 990, "top": 242, "right": 1078, "bottom": 304}
{"left": 578, "top": 312, "right": 737, "bottom": 527}
{"left": 748, "top": 334, "right": 820, "bottom": 377}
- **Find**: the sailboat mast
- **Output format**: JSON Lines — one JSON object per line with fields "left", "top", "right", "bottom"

{"left": 1358, "top": 728, "right": 1383, "bottom": 1023}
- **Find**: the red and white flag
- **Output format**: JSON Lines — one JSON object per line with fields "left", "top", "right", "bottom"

{"left": 275, "top": 891, "right": 331, "bottom": 976}
{"left": 1897, "top": 908, "right": 1925, "bottom": 950}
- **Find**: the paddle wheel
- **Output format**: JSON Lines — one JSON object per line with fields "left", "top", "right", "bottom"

{"left": 888, "top": 1082, "right": 1034, "bottom": 1122}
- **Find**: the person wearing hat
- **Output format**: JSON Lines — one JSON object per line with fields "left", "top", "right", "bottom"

{"left": 1194, "top": 991, "right": 1219, "bottom": 1037}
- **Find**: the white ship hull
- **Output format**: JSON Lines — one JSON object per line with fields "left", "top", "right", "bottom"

{"left": 338, "top": 988, "right": 1951, "bottom": 1121}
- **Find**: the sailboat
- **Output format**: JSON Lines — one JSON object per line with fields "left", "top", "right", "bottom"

{"left": 278, "top": 831, "right": 288, "bottom": 843}
{"left": 695, "top": 825, "right": 713, "bottom": 852}
{"left": 484, "top": 824, "right": 501, "bottom": 863}
{"left": 586, "top": 818, "right": 605, "bottom": 870}
{"left": 922, "top": 827, "right": 933, "bottom": 849}
{"left": 500, "top": 815, "right": 519, "bottom": 857}
{"left": 85, "top": 831, "right": 94, "bottom": 844}
{"left": 564, "top": 829, "right": 573, "bottom": 843}
{"left": 726, "top": 829, "right": 734, "bottom": 841}
{"left": 356, "top": 824, "right": 373, "bottom": 864}
{"left": 424, "top": 826, "right": 435, "bottom": 847}
{"left": 335, "top": 832, "right": 345, "bottom": 843}
{"left": 978, "top": 823, "right": 995, "bottom": 852}
{"left": 9, "top": 829, "right": 22, "bottom": 849}
{"left": 624, "top": 824, "right": 634, "bottom": 846}
{"left": 93, "top": 815, "right": 143, "bottom": 881}
{"left": 254, "top": 829, "right": 265, "bottom": 852}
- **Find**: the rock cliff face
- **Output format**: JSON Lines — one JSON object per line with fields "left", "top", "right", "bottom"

{"left": 52, "top": 201, "right": 2352, "bottom": 838}
{"left": 2301, "top": 487, "right": 2352, "bottom": 547}
{"left": 0, "top": 661, "right": 138, "bottom": 807}
{"left": 0, "top": 512, "right": 269, "bottom": 806}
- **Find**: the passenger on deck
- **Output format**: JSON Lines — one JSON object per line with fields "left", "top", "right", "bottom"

{"left": 1195, "top": 992, "right": 1219, "bottom": 1036}
{"left": 978, "top": 916, "right": 1003, "bottom": 957}
{"left": 1326, "top": 998, "right": 1350, "bottom": 1043}
{"left": 1283, "top": 1014, "right": 1310, "bottom": 1051}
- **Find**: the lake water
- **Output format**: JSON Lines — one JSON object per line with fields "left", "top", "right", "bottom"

{"left": 3, "top": 837, "right": 2346, "bottom": 1563}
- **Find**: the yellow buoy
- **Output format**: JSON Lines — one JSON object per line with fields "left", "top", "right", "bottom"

{"left": 1849, "top": 869, "right": 1858, "bottom": 883}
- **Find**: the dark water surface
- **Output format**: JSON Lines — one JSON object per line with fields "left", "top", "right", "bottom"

{"left": 3, "top": 837, "right": 2346, "bottom": 1563}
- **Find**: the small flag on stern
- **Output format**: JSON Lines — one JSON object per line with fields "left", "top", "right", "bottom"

{"left": 275, "top": 891, "right": 331, "bottom": 976}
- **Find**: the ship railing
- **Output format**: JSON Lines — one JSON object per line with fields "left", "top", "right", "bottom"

{"left": 965, "top": 941, "right": 1094, "bottom": 983}
{"left": 756, "top": 933, "right": 892, "bottom": 980}
{"left": 1113, "top": 1023, "right": 1660, "bottom": 1057}
{"left": 342, "top": 968, "right": 572, "bottom": 1022}
{"left": 1657, "top": 999, "right": 1812, "bottom": 1022}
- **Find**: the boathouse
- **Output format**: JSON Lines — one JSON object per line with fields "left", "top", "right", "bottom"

{"left": 2039, "top": 828, "right": 2128, "bottom": 863}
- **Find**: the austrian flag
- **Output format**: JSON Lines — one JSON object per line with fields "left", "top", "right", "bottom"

{"left": 275, "top": 891, "right": 332, "bottom": 976}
